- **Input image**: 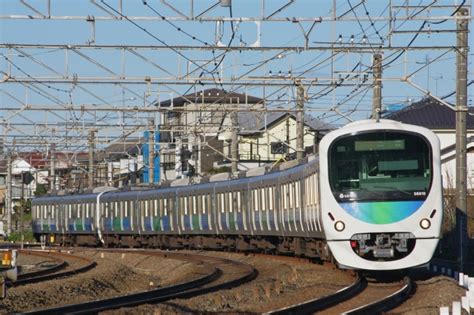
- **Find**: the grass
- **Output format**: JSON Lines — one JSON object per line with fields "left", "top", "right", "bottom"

{"left": 6, "top": 230, "right": 35, "bottom": 243}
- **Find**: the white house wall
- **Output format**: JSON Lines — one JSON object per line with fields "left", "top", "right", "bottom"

{"left": 436, "top": 131, "right": 474, "bottom": 191}
{"left": 239, "top": 118, "right": 315, "bottom": 161}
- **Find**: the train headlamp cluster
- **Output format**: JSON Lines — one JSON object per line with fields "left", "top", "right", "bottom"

{"left": 334, "top": 220, "right": 345, "bottom": 232}
{"left": 420, "top": 218, "right": 431, "bottom": 229}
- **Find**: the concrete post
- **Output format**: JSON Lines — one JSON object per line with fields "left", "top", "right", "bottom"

{"left": 231, "top": 112, "right": 238, "bottom": 174}
{"left": 296, "top": 82, "right": 305, "bottom": 161}
{"left": 50, "top": 143, "right": 55, "bottom": 192}
{"left": 6, "top": 154, "right": 12, "bottom": 235}
{"left": 455, "top": 8, "right": 469, "bottom": 271}
{"left": 372, "top": 54, "right": 383, "bottom": 121}
{"left": 88, "top": 130, "right": 95, "bottom": 189}
{"left": 149, "top": 119, "right": 155, "bottom": 185}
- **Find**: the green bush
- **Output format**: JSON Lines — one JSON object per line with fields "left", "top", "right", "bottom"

{"left": 6, "top": 230, "right": 35, "bottom": 243}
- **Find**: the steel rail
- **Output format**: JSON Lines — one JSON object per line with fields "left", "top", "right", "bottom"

{"left": 265, "top": 274, "right": 366, "bottom": 315}
{"left": 11, "top": 250, "right": 96, "bottom": 287}
{"left": 24, "top": 250, "right": 256, "bottom": 315}
{"left": 344, "top": 276, "right": 413, "bottom": 315}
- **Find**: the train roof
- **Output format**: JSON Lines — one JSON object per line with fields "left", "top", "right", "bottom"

{"left": 33, "top": 155, "right": 319, "bottom": 203}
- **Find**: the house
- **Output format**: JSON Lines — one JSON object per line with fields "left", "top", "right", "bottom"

{"left": 386, "top": 97, "right": 474, "bottom": 191}
{"left": 156, "top": 88, "right": 332, "bottom": 179}
{"left": 156, "top": 88, "right": 265, "bottom": 179}
{"left": 236, "top": 111, "right": 332, "bottom": 169}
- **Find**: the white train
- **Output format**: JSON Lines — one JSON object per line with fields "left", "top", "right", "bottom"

{"left": 320, "top": 119, "right": 442, "bottom": 270}
{"left": 32, "top": 119, "right": 442, "bottom": 271}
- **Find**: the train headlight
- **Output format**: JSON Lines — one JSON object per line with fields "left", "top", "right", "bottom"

{"left": 420, "top": 218, "right": 431, "bottom": 229}
{"left": 334, "top": 221, "right": 345, "bottom": 232}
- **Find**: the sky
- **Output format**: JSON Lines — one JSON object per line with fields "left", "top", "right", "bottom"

{"left": 0, "top": 0, "right": 473, "bottom": 152}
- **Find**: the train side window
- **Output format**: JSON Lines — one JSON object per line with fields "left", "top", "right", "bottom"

{"left": 289, "top": 182, "right": 294, "bottom": 209}
{"left": 236, "top": 192, "right": 241, "bottom": 212}
{"left": 261, "top": 188, "right": 266, "bottom": 212}
{"left": 164, "top": 198, "right": 168, "bottom": 216}
{"left": 221, "top": 193, "right": 225, "bottom": 213}
{"left": 227, "top": 192, "right": 232, "bottom": 213}
{"left": 269, "top": 187, "right": 274, "bottom": 210}
{"left": 295, "top": 181, "right": 300, "bottom": 208}
{"left": 196, "top": 195, "right": 202, "bottom": 215}
{"left": 191, "top": 195, "right": 196, "bottom": 215}
{"left": 253, "top": 190, "right": 259, "bottom": 211}
{"left": 201, "top": 195, "right": 206, "bottom": 214}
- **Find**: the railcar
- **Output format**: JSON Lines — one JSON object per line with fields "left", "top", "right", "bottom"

{"left": 319, "top": 119, "right": 442, "bottom": 270}
{"left": 32, "top": 119, "right": 442, "bottom": 271}
{"left": 32, "top": 155, "right": 328, "bottom": 259}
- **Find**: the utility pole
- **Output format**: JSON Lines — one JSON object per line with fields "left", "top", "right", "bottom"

{"left": 296, "top": 82, "right": 305, "bottom": 161}
{"left": 6, "top": 154, "right": 12, "bottom": 236}
{"left": 88, "top": 130, "right": 95, "bottom": 189}
{"left": 149, "top": 119, "right": 155, "bottom": 185}
{"left": 456, "top": 7, "right": 469, "bottom": 272}
{"left": 372, "top": 53, "right": 383, "bottom": 121}
{"left": 50, "top": 143, "right": 55, "bottom": 192}
{"left": 231, "top": 111, "right": 239, "bottom": 174}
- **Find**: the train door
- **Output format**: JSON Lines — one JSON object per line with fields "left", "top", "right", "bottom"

{"left": 171, "top": 194, "right": 179, "bottom": 234}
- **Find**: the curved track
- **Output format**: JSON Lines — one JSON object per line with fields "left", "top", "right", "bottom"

{"left": 24, "top": 249, "right": 257, "bottom": 315}
{"left": 265, "top": 274, "right": 366, "bottom": 314}
{"left": 11, "top": 250, "right": 96, "bottom": 287}
{"left": 318, "top": 276, "right": 413, "bottom": 314}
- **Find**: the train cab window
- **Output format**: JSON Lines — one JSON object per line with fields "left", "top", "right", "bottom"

{"left": 329, "top": 131, "right": 433, "bottom": 202}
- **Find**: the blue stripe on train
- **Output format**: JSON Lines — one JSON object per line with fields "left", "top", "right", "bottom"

{"left": 84, "top": 218, "right": 93, "bottom": 232}
{"left": 201, "top": 215, "right": 209, "bottom": 230}
{"left": 103, "top": 218, "right": 112, "bottom": 231}
{"left": 145, "top": 217, "right": 153, "bottom": 231}
{"left": 182, "top": 215, "right": 190, "bottom": 230}
{"left": 254, "top": 212, "right": 260, "bottom": 230}
{"left": 220, "top": 213, "right": 226, "bottom": 230}
{"left": 162, "top": 216, "right": 170, "bottom": 231}
{"left": 123, "top": 217, "right": 131, "bottom": 231}
{"left": 268, "top": 211, "right": 275, "bottom": 230}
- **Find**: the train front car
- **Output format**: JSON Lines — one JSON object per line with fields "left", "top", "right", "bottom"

{"left": 319, "top": 119, "right": 442, "bottom": 270}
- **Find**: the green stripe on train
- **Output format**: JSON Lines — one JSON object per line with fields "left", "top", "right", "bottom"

{"left": 192, "top": 215, "right": 200, "bottom": 230}
{"left": 153, "top": 216, "right": 161, "bottom": 231}
{"left": 228, "top": 213, "right": 236, "bottom": 231}
{"left": 74, "top": 219, "right": 84, "bottom": 232}
{"left": 113, "top": 217, "right": 121, "bottom": 231}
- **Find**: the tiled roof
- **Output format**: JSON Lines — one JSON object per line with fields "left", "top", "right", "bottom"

{"left": 155, "top": 88, "right": 263, "bottom": 107}
{"left": 238, "top": 111, "right": 334, "bottom": 135}
{"left": 386, "top": 97, "right": 474, "bottom": 129}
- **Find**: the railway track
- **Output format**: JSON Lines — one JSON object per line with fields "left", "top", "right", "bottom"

{"left": 315, "top": 275, "right": 413, "bottom": 314}
{"left": 266, "top": 275, "right": 412, "bottom": 315}
{"left": 11, "top": 250, "right": 96, "bottom": 287}
{"left": 265, "top": 274, "right": 366, "bottom": 314}
{"left": 24, "top": 249, "right": 257, "bottom": 315}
